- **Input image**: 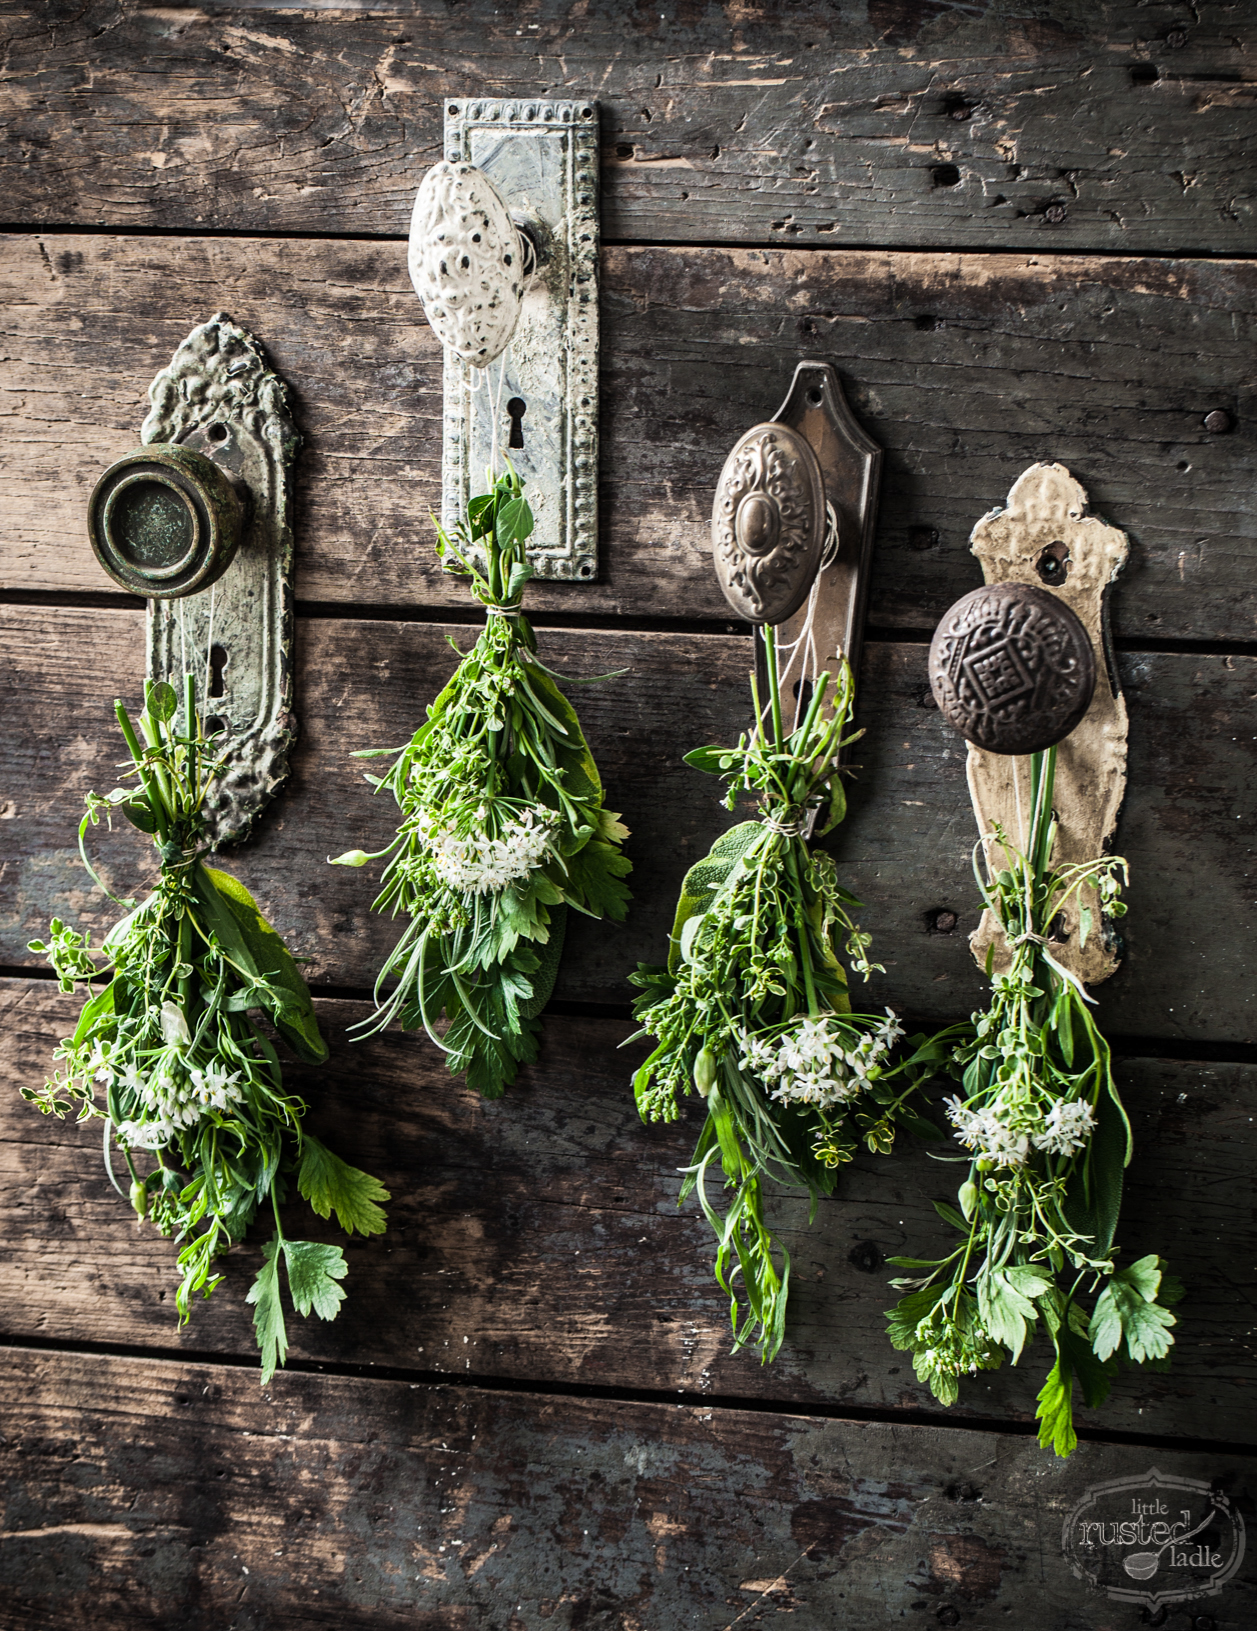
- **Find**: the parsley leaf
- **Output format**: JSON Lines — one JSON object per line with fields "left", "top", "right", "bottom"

{"left": 247, "top": 1238, "right": 289, "bottom": 1387}
{"left": 298, "top": 1134, "right": 390, "bottom": 1237}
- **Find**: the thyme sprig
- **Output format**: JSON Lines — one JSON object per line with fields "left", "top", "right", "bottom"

{"left": 23, "top": 677, "right": 389, "bottom": 1384}
{"left": 885, "top": 746, "right": 1182, "bottom": 1455}
{"left": 332, "top": 467, "right": 631, "bottom": 1097}
{"left": 630, "top": 635, "right": 957, "bottom": 1361}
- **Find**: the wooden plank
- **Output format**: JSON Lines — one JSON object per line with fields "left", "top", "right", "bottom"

{"left": 2, "top": 981, "right": 1253, "bottom": 1443}
{"left": 0, "top": 1348, "right": 1254, "bottom": 1631}
{"left": 2, "top": 607, "right": 1253, "bottom": 1040}
{"left": 2, "top": 2, "right": 1255, "bottom": 255}
{"left": 2, "top": 234, "right": 1254, "bottom": 641}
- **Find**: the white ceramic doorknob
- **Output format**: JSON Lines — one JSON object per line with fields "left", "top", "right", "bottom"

{"left": 408, "top": 160, "right": 535, "bottom": 366}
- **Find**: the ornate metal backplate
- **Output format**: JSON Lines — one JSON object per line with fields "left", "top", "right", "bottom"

{"left": 436, "top": 97, "right": 599, "bottom": 581}
{"left": 143, "top": 313, "right": 300, "bottom": 847}
{"left": 711, "top": 422, "right": 824, "bottom": 624}
{"left": 928, "top": 582, "right": 1097, "bottom": 755}
{"left": 959, "top": 462, "right": 1130, "bottom": 986}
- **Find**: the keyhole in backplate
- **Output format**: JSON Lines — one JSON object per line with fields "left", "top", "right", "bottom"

{"left": 208, "top": 643, "right": 228, "bottom": 699}
{"left": 506, "top": 397, "right": 527, "bottom": 449}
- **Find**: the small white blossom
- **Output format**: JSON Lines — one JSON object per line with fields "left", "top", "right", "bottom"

{"left": 740, "top": 1009, "right": 900, "bottom": 1112}
{"left": 160, "top": 1001, "right": 192, "bottom": 1049}
{"left": 419, "top": 804, "right": 558, "bottom": 895}
{"left": 1033, "top": 1096, "right": 1096, "bottom": 1156}
{"left": 115, "top": 1118, "right": 170, "bottom": 1151}
{"left": 944, "top": 1095, "right": 1031, "bottom": 1168}
{"left": 85, "top": 1038, "right": 116, "bottom": 1086}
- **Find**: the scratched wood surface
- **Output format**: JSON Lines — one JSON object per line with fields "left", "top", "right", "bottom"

{"left": 2, "top": 1, "right": 1255, "bottom": 256}
{"left": 1, "top": 1347, "right": 1255, "bottom": 1632}
{"left": 1, "top": 980, "right": 1254, "bottom": 1447}
{"left": 3, "top": 1, "right": 1256, "bottom": 1626}
{"left": 2, "top": 606, "right": 1253, "bottom": 1040}
{"left": 2, "top": 235, "right": 1255, "bottom": 641}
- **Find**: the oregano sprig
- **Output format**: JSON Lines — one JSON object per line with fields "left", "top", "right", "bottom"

{"left": 332, "top": 466, "right": 631, "bottom": 1097}
{"left": 630, "top": 637, "right": 958, "bottom": 1360}
{"left": 884, "top": 745, "right": 1183, "bottom": 1454}
{"left": 23, "top": 677, "right": 388, "bottom": 1384}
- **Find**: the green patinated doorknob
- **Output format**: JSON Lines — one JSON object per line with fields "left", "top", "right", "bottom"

{"left": 87, "top": 443, "right": 248, "bottom": 598}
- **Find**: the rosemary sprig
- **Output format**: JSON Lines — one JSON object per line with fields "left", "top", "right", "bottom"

{"left": 332, "top": 466, "right": 631, "bottom": 1097}
{"left": 23, "top": 678, "right": 388, "bottom": 1384}
{"left": 630, "top": 637, "right": 957, "bottom": 1361}
{"left": 885, "top": 746, "right": 1182, "bottom": 1455}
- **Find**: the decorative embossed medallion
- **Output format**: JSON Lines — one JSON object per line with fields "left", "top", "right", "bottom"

{"left": 929, "top": 582, "right": 1096, "bottom": 755}
{"left": 711, "top": 422, "right": 824, "bottom": 623}
{"left": 142, "top": 313, "right": 301, "bottom": 846}
{"left": 409, "top": 161, "right": 529, "bottom": 366}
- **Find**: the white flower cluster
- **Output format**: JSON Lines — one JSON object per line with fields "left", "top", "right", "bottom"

{"left": 419, "top": 803, "right": 558, "bottom": 895}
{"left": 741, "top": 1009, "right": 903, "bottom": 1112}
{"left": 1033, "top": 1095, "right": 1096, "bottom": 1156}
{"left": 89, "top": 1043, "right": 245, "bottom": 1152}
{"left": 944, "top": 1092, "right": 1097, "bottom": 1167}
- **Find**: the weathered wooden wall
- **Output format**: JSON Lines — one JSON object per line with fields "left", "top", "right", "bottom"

{"left": 2, "top": 3, "right": 1255, "bottom": 1628}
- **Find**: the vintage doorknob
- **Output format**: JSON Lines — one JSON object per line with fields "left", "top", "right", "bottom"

{"left": 711, "top": 421, "right": 826, "bottom": 624}
{"left": 928, "top": 581, "right": 1097, "bottom": 755}
{"left": 87, "top": 442, "right": 248, "bottom": 599}
{"left": 409, "top": 159, "right": 539, "bottom": 367}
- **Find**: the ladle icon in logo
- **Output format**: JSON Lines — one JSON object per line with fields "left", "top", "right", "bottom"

{"left": 1063, "top": 1468, "right": 1245, "bottom": 1611}
{"left": 1122, "top": 1504, "right": 1220, "bottom": 1581}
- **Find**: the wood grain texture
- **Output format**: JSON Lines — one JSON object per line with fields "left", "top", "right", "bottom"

{"left": 1, "top": 1351, "right": 1255, "bottom": 1632}
{"left": 2, "top": 981, "right": 1253, "bottom": 1443}
{"left": 2, "top": 1, "right": 1254, "bottom": 255}
{"left": 2, "top": 607, "right": 1253, "bottom": 1040}
{"left": 2, "top": 234, "right": 1255, "bottom": 641}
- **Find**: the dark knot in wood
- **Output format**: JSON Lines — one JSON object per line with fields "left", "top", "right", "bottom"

{"left": 928, "top": 582, "right": 1096, "bottom": 755}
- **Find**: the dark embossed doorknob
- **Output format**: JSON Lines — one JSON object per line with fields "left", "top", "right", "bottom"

{"left": 929, "top": 582, "right": 1096, "bottom": 754}
{"left": 87, "top": 443, "right": 247, "bottom": 598}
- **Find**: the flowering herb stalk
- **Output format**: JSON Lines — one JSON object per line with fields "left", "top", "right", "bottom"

{"left": 22, "top": 678, "right": 388, "bottom": 1384}
{"left": 332, "top": 467, "right": 631, "bottom": 1097}
{"left": 630, "top": 639, "right": 955, "bottom": 1361}
{"left": 885, "top": 746, "right": 1182, "bottom": 1455}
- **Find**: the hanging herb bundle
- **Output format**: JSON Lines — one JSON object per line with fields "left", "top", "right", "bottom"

{"left": 885, "top": 746, "right": 1182, "bottom": 1455}
{"left": 630, "top": 637, "right": 956, "bottom": 1361}
{"left": 22, "top": 677, "right": 389, "bottom": 1384}
{"left": 332, "top": 467, "right": 632, "bottom": 1097}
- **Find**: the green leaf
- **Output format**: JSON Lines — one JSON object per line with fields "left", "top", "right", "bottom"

{"left": 1063, "top": 1077, "right": 1130, "bottom": 1259}
{"left": 71, "top": 977, "right": 118, "bottom": 1049}
{"left": 1005, "top": 1264, "right": 1053, "bottom": 1300}
{"left": 495, "top": 494, "right": 534, "bottom": 548}
{"left": 933, "top": 1199, "right": 970, "bottom": 1232}
{"left": 1091, "top": 1275, "right": 1176, "bottom": 1365}
{"left": 146, "top": 680, "right": 178, "bottom": 722}
{"left": 202, "top": 866, "right": 328, "bottom": 1065}
{"left": 666, "top": 821, "right": 763, "bottom": 974}
{"left": 816, "top": 773, "right": 847, "bottom": 838}
{"left": 885, "top": 1283, "right": 948, "bottom": 1349}
{"left": 282, "top": 1240, "right": 348, "bottom": 1321}
{"left": 298, "top": 1134, "right": 390, "bottom": 1238}
{"left": 1035, "top": 1352, "right": 1077, "bottom": 1458}
{"left": 558, "top": 839, "right": 632, "bottom": 922}
{"left": 979, "top": 1270, "right": 1038, "bottom": 1364}
{"left": 246, "top": 1237, "right": 288, "bottom": 1386}
{"left": 1119, "top": 1253, "right": 1162, "bottom": 1303}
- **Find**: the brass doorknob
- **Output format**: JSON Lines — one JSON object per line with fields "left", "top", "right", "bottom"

{"left": 87, "top": 443, "right": 247, "bottom": 598}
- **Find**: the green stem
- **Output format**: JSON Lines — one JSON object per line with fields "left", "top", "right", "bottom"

{"left": 114, "top": 700, "right": 169, "bottom": 842}
{"left": 763, "top": 624, "right": 785, "bottom": 753}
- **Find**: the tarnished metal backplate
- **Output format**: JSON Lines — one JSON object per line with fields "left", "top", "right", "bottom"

{"left": 765, "top": 363, "right": 883, "bottom": 738}
{"left": 143, "top": 313, "right": 300, "bottom": 847}
{"left": 963, "top": 462, "right": 1130, "bottom": 986}
{"left": 711, "top": 422, "right": 824, "bottom": 623}
{"left": 440, "top": 98, "right": 599, "bottom": 581}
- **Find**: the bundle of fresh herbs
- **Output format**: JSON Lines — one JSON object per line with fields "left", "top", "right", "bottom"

{"left": 630, "top": 635, "right": 955, "bottom": 1361}
{"left": 332, "top": 466, "right": 631, "bottom": 1097}
{"left": 885, "top": 746, "right": 1181, "bottom": 1455}
{"left": 23, "top": 677, "right": 389, "bottom": 1384}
